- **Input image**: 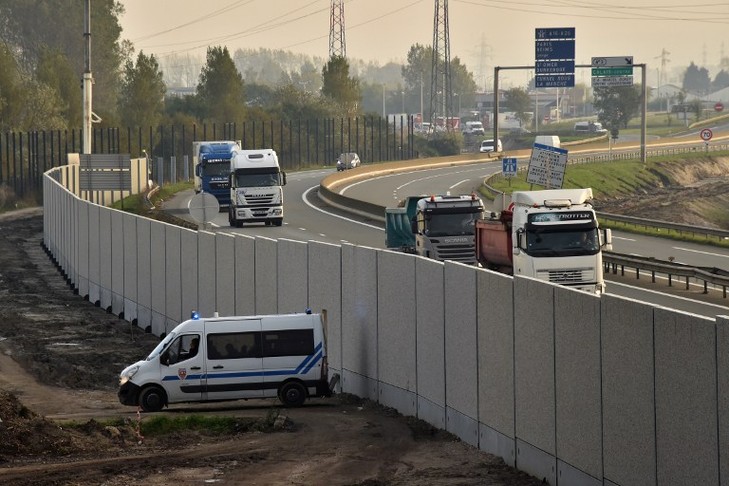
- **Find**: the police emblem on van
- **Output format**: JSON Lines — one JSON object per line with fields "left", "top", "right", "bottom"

{"left": 178, "top": 368, "right": 187, "bottom": 380}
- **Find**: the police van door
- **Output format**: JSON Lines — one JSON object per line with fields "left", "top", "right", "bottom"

{"left": 162, "top": 332, "right": 204, "bottom": 405}
{"left": 203, "top": 319, "right": 264, "bottom": 401}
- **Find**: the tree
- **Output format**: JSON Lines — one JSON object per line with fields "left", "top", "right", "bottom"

{"left": 36, "top": 48, "right": 82, "bottom": 128}
{"left": 593, "top": 85, "right": 642, "bottom": 139}
{"left": 402, "top": 44, "right": 432, "bottom": 114}
{"left": 197, "top": 46, "right": 246, "bottom": 124}
{"left": 119, "top": 51, "right": 166, "bottom": 129}
{"left": 504, "top": 88, "right": 532, "bottom": 128}
{"left": 712, "top": 70, "right": 729, "bottom": 92}
{"left": 321, "top": 56, "right": 360, "bottom": 116}
{"left": 449, "top": 57, "right": 478, "bottom": 114}
{"left": 682, "top": 62, "right": 711, "bottom": 95}
{"left": 0, "top": 0, "right": 126, "bottom": 125}
{"left": 0, "top": 43, "right": 65, "bottom": 131}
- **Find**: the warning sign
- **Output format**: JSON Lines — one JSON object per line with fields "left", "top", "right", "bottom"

{"left": 526, "top": 143, "right": 569, "bottom": 188}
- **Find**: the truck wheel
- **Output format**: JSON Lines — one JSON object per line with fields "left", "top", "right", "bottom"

{"left": 139, "top": 385, "right": 166, "bottom": 412}
{"left": 279, "top": 381, "right": 307, "bottom": 407}
{"left": 274, "top": 219, "right": 283, "bottom": 227}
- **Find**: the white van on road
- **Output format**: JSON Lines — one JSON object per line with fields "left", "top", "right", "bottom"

{"left": 118, "top": 311, "right": 338, "bottom": 411}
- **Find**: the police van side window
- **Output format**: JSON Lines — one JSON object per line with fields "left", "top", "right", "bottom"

{"left": 165, "top": 334, "right": 201, "bottom": 365}
{"left": 207, "top": 332, "right": 260, "bottom": 359}
{"left": 262, "top": 329, "right": 314, "bottom": 357}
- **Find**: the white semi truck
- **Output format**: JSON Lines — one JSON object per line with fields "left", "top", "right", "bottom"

{"left": 228, "top": 149, "right": 287, "bottom": 227}
{"left": 475, "top": 188, "right": 612, "bottom": 294}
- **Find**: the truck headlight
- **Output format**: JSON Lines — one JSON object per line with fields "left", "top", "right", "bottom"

{"left": 119, "top": 365, "right": 139, "bottom": 385}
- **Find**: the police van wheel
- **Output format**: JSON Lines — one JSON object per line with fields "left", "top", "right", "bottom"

{"left": 279, "top": 381, "right": 307, "bottom": 407}
{"left": 139, "top": 385, "right": 166, "bottom": 412}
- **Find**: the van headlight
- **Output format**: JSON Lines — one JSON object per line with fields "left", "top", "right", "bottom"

{"left": 119, "top": 365, "right": 140, "bottom": 385}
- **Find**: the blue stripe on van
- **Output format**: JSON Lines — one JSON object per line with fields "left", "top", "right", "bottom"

{"left": 161, "top": 342, "right": 323, "bottom": 382}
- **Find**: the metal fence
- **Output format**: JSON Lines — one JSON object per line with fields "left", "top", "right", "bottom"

{"left": 1, "top": 115, "right": 416, "bottom": 198}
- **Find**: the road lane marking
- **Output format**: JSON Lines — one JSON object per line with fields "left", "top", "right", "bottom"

{"left": 302, "top": 186, "right": 384, "bottom": 231}
{"left": 674, "top": 247, "right": 729, "bottom": 259}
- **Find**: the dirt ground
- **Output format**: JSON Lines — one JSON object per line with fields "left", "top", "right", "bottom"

{"left": 0, "top": 209, "right": 543, "bottom": 485}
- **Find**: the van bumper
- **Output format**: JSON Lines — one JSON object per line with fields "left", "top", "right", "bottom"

{"left": 118, "top": 381, "right": 142, "bottom": 406}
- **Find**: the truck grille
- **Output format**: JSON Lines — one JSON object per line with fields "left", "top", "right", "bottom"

{"left": 433, "top": 243, "right": 477, "bottom": 264}
{"left": 537, "top": 268, "right": 595, "bottom": 285}
{"left": 239, "top": 193, "right": 276, "bottom": 206}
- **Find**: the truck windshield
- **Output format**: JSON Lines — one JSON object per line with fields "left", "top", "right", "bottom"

{"left": 234, "top": 169, "right": 280, "bottom": 187}
{"left": 201, "top": 161, "right": 230, "bottom": 177}
{"left": 525, "top": 227, "right": 600, "bottom": 256}
{"left": 426, "top": 212, "right": 480, "bottom": 236}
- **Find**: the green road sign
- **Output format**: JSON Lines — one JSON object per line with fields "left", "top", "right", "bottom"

{"left": 591, "top": 67, "right": 634, "bottom": 76}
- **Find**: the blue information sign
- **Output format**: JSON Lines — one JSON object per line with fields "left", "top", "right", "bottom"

{"left": 502, "top": 157, "right": 518, "bottom": 177}
{"left": 535, "top": 40, "right": 575, "bottom": 61}
{"left": 535, "top": 75, "right": 575, "bottom": 88}
{"left": 535, "top": 28, "right": 575, "bottom": 40}
{"left": 535, "top": 60, "right": 575, "bottom": 75}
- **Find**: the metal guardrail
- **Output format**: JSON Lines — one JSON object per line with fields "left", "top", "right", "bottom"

{"left": 596, "top": 212, "right": 729, "bottom": 242}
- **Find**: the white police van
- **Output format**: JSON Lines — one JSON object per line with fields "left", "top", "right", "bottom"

{"left": 118, "top": 310, "right": 338, "bottom": 412}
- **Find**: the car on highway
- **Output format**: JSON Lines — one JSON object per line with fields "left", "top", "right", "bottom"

{"left": 336, "top": 152, "right": 361, "bottom": 171}
{"left": 479, "top": 139, "right": 502, "bottom": 153}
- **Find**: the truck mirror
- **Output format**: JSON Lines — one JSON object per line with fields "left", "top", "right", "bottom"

{"left": 410, "top": 219, "right": 418, "bottom": 234}
{"left": 281, "top": 172, "right": 287, "bottom": 186}
{"left": 602, "top": 228, "right": 613, "bottom": 251}
{"left": 515, "top": 229, "right": 524, "bottom": 249}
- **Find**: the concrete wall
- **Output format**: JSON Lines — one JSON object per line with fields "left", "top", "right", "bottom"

{"left": 42, "top": 168, "right": 729, "bottom": 486}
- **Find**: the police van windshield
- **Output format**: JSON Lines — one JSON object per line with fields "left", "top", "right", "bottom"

{"left": 146, "top": 332, "right": 177, "bottom": 360}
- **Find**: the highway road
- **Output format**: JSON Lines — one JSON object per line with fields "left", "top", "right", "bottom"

{"left": 165, "top": 160, "right": 729, "bottom": 319}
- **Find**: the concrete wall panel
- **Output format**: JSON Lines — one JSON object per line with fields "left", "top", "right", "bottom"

{"left": 277, "top": 238, "right": 308, "bottom": 313}
{"left": 150, "top": 222, "right": 167, "bottom": 335}
{"left": 254, "top": 236, "right": 278, "bottom": 314}
{"left": 477, "top": 268, "right": 515, "bottom": 464}
{"left": 110, "top": 210, "right": 125, "bottom": 316}
{"left": 234, "top": 235, "right": 256, "bottom": 316}
{"left": 164, "top": 225, "right": 182, "bottom": 332}
{"left": 717, "top": 316, "right": 729, "bottom": 486}
{"left": 87, "top": 204, "right": 100, "bottom": 305}
{"left": 654, "top": 309, "right": 718, "bottom": 486}
{"left": 98, "top": 208, "right": 112, "bottom": 310}
{"left": 554, "top": 287, "right": 602, "bottom": 478}
{"left": 122, "top": 213, "right": 138, "bottom": 323}
{"left": 307, "top": 241, "right": 342, "bottom": 377}
{"left": 215, "top": 232, "right": 236, "bottom": 317}
{"left": 477, "top": 269, "right": 515, "bottom": 436}
{"left": 415, "top": 257, "right": 446, "bottom": 429}
{"left": 340, "top": 244, "right": 378, "bottom": 400}
{"left": 601, "top": 295, "right": 656, "bottom": 486}
{"left": 377, "top": 251, "right": 417, "bottom": 415}
{"left": 197, "top": 231, "right": 216, "bottom": 319}
{"left": 135, "top": 218, "right": 152, "bottom": 330}
{"left": 77, "top": 200, "right": 89, "bottom": 301}
{"left": 180, "top": 229, "right": 198, "bottom": 321}
{"left": 514, "top": 276, "right": 555, "bottom": 454}
{"left": 444, "top": 262, "right": 479, "bottom": 424}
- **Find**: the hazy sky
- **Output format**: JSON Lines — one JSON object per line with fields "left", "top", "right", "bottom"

{"left": 118, "top": 0, "right": 728, "bottom": 87}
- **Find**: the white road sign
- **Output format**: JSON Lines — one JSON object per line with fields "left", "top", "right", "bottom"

{"left": 591, "top": 75, "right": 634, "bottom": 87}
{"left": 188, "top": 192, "right": 220, "bottom": 224}
{"left": 527, "top": 143, "right": 568, "bottom": 188}
{"left": 700, "top": 128, "right": 713, "bottom": 141}
{"left": 591, "top": 56, "right": 633, "bottom": 67}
